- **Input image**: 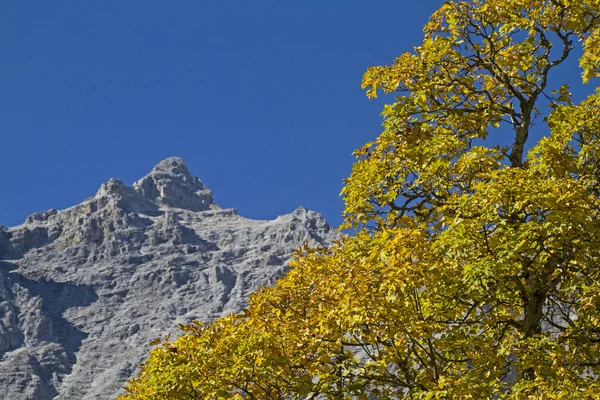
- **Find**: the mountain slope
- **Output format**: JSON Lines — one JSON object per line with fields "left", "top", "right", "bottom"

{"left": 0, "top": 158, "right": 337, "bottom": 399}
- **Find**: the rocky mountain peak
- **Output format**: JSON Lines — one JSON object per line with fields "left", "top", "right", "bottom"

{"left": 0, "top": 158, "right": 338, "bottom": 399}
{"left": 149, "top": 157, "right": 191, "bottom": 176}
{"left": 133, "top": 157, "right": 217, "bottom": 211}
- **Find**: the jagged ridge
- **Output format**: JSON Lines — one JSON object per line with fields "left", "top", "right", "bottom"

{"left": 0, "top": 157, "right": 337, "bottom": 399}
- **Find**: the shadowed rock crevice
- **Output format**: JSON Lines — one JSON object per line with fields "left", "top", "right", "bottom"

{"left": 0, "top": 262, "right": 99, "bottom": 399}
{"left": 13, "top": 277, "right": 97, "bottom": 363}
{"left": 1, "top": 262, "right": 98, "bottom": 363}
{"left": 4, "top": 227, "right": 54, "bottom": 259}
{"left": 214, "top": 265, "right": 237, "bottom": 305}
{"left": 0, "top": 227, "right": 11, "bottom": 260}
{"left": 0, "top": 263, "right": 25, "bottom": 355}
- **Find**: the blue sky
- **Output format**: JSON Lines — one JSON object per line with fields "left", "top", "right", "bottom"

{"left": 0, "top": 1, "right": 593, "bottom": 228}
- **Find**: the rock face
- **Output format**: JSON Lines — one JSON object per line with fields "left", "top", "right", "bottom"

{"left": 0, "top": 157, "right": 337, "bottom": 400}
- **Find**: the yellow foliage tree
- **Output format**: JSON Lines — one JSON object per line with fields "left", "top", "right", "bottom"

{"left": 120, "top": 0, "right": 600, "bottom": 398}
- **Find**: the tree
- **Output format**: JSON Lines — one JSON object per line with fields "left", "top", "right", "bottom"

{"left": 120, "top": 0, "right": 600, "bottom": 398}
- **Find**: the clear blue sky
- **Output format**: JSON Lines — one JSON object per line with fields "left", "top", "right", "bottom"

{"left": 0, "top": 1, "right": 592, "bottom": 228}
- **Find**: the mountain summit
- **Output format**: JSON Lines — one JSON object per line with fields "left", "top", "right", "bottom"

{"left": 92, "top": 157, "right": 217, "bottom": 213}
{"left": 0, "top": 159, "right": 337, "bottom": 399}
{"left": 133, "top": 157, "right": 217, "bottom": 211}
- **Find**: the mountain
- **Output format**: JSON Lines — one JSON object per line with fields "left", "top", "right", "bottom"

{"left": 0, "top": 157, "right": 337, "bottom": 399}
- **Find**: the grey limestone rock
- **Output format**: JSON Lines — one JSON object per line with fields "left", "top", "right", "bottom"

{"left": 0, "top": 157, "right": 338, "bottom": 399}
{"left": 133, "top": 157, "right": 216, "bottom": 212}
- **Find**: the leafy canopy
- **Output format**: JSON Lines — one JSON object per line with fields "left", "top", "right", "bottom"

{"left": 120, "top": 0, "right": 600, "bottom": 398}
